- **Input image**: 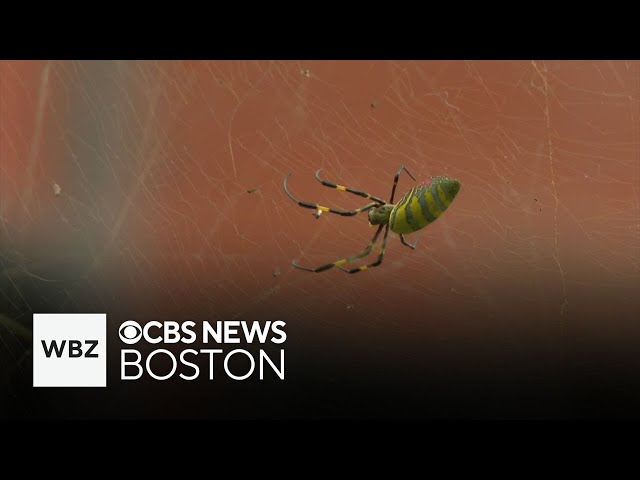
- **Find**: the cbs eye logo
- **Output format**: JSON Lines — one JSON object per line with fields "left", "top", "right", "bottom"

{"left": 119, "top": 320, "right": 142, "bottom": 344}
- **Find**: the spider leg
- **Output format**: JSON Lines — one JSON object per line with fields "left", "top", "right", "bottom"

{"left": 314, "top": 169, "right": 387, "bottom": 204}
{"left": 291, "top": 225, "right": 384, "bottom": 273}
{"left": 400, "top": 234, "right": 417, "bottom": 250}
{"left": 388, "top": 164, "right": 417, "bottom": 203}
{"left": 284, "top": 174, "right": 378, "bottom": 217}
{"left": 339, "top": 224, "right": 391, "bottom": 274}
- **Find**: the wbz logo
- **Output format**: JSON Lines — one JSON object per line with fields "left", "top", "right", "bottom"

{"left": 33, "top": 313, "right": 106, "bottom": 387}
{"left": 41, "top": 339, "right": 99, "bottom": 358}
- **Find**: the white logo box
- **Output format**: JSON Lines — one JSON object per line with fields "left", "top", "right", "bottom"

{"left": 33, "top": 313, "right": 107, "bottom": 387}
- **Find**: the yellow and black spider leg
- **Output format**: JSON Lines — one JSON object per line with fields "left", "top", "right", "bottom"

{"left": 388, "top": 164, "right": 417, "bottom": 203}
{"left": 338, "top": 224, "right": 391, "bottom": 274}
{"left": 292, "top": 225, "right": 384, "bottom": 273}
{"left": 284, "top": 174, "right": 379, "bottom": 217}
{"left": 314, "top": 169, "right": 387, "bottom": 205}
{"left": 400, "top": 234, "right": 417, "bottom": 249}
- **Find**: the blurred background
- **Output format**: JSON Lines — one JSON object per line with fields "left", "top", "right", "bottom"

{"left": 1, "top": 60, "right": 638, "bottom": 419}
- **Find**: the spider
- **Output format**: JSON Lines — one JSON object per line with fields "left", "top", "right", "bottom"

{"left": 284, "top": 165, "right": 461, "bottom": 274}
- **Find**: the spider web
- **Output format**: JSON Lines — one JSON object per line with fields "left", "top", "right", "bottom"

{"left": 1, "top": 60, "right": 639, "bottom": 418}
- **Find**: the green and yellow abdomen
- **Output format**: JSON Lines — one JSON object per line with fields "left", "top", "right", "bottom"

{"left": 389, "top": 176, "right": 460, "bottom": 235}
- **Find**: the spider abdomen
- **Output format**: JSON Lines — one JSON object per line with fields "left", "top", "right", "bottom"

{"left": 389, "top": 176, "right": 460, "bottom": 234}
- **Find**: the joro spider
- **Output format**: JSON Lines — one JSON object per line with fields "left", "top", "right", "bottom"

{"left": 284, "top": 165, "right": 461, "bottom": 273}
